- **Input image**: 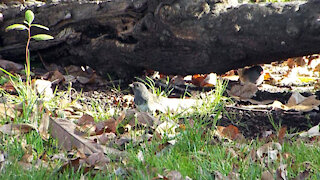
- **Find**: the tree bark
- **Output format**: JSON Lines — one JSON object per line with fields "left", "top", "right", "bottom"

{"left": 0, "top": 0, "right": 319, "bottom": 78}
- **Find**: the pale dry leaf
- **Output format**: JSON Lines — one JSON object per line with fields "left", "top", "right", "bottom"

{"left": 202, "top": 73, "right": 217, "bottom": 87}
{"left": 271, "top": 101, "right": 289, "bottom": 111}
{"left": 287, "top": 92, "right": 307, "bottom": 107}
{"left": 286, "top": 92, "right": 320, "bottom": 112}
{"left": 137, "top": 150, "right": 144, "bottom": 163}
{"left": 39, "top": 111, "right": 50, "bottom": 140}
{"left": 76, "top": 76, "right": 91, "bottom": 84}
{"left": 0, "top": 123, "right": 36, "bottom": 135}
{"left": 166, "top": 170, "right": 183, "bottom": 180}
{"left": 276, "top": 164, "right": 287, "bottom": 180}
{"left": 261, "top": 171, "right": 274, "bottom": 180}
{"left": 34, "top": 79, "right": 54, "bottom": 101}
{"left": 49, "top": 118, "right": 125, "bottom": 158}
{"left": 63, "top": 75, "right": 77, "bottom": 84}
{"left": 228, "top": 83, "right": 258, "bottom": 100}
{"left": 155, "top": 121, "right": 179, "bottom": 139}
{"left": 299, "top": 124, "right": 320, "bottom": 138}
{"left": 0, "top": 103, "right": 20, "bottom": 119}
{"left": 17, "top": 161, "right": 33, "bottom": 170}
{"left": 257, "top": 142, "right": 282, "bottom": 162}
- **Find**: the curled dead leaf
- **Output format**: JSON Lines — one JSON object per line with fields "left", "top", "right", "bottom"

{"left": 228, "top": 83, "right": 258, "bottom": 100}
{"left": 50, "top": 118, "right": 125, "bottom": 158}
{"left": 39, "top": 111, "right": 50, "bottom": 140}
{"left": 0, "top": 123, "right": 36, "bottom": 135}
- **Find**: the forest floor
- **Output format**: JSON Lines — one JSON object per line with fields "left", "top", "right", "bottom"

{"left": 0, "top": 54, "right": 319, "bottom": 179}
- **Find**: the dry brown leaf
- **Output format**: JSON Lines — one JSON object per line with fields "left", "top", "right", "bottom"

{"left": 286, "top": 92, "right": 307, "bottom": 107}
{"left": 77, "top": 114, "right": 95, "bottom": 126}
{"left": 95, "top": 114, "right": 125, "bottom": 135}
{"left": 192, "top": 74, "right": 206, "bottom": 87}
{"left": 278, "top": 126, "right": 287, "bottom": 144}
{"left": 286, "top": 92, "right": 320, "bottom": 112}
{"left": 292, "top": 162, "right": 311, "bottom": 180}
{"left": 0, "top": 59, "right": 23, "bottom": 72}
{"left": 49, "top": 118, "right": 125, "bottom": 157}
{"left": 76, "top": 114, "right": 96, "bottom": 135}
{"left": 216, "top": 125, "right": 241, "bottom": 140}
{"left": 85, "top": 152, "right": 110, "bottom": 166}
{"left": 228, "top": 83, "right": 258, "bottom": 100}
{"left": 42, "top": 70, "right": 65, "bottom": 84}
{"left": 126, "top": 109, "right": 159, "bottom": 128}
{"left": 50, "top": 70, "right": 65, "bottom": 84}
{"left": 0, "top": 123, "right": 36, "bottom": 135}
{"left": 39, "top": 111, "right": 50, "bottom": 140}
{"left": 171, "top": 75, "right": 185, "bottom": 85}
{"left": 58, "top": 157, "right": 91, "bottom": 173}
{"left": 88, "top": 132, "right": 116, "bottom": 145}
{"left": 2, "top": 81, "right": 16, "bottom": 93}
{"left": 76, "top": 73, "right": 97, "bottom": 84}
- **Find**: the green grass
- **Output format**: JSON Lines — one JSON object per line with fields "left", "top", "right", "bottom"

{"left": 125, "top": 135, "right": 320, "bottom": 179}
{"left": 0, "top": 75, "right": 319, "bottom": 179}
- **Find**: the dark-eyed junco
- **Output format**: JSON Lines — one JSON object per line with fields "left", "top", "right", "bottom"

{"left": 130, "top": 82, "right": 200, "bottom": 113}
{"left": 238, "top": 65, "right": 264, "bottom": 85}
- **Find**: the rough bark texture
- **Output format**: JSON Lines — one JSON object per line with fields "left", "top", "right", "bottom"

{"left": 0, "top": 0, "right": 319, "bottom": 78}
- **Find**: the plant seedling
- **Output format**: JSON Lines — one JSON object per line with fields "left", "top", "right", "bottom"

{"left": 5, "top": 10, "right": 54, "bottom": 85}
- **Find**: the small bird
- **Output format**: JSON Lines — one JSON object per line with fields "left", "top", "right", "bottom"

{"left": 130, "top": 82, "right": 200, "bottom": 113}
{"left": 238, "top": 65, "right": 264, "bottom": 85}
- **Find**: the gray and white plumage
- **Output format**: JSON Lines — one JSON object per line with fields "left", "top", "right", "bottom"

{"left": 130, "top": 82, "right": 201, "bottom": 113}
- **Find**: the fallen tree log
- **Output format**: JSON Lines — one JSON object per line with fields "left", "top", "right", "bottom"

{"left": 0, "top": 0, "right": 319, "bottom": 78}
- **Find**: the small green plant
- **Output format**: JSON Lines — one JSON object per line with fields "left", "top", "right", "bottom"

{"left": 5, "top": 10, "right": 53, "bottom": 85}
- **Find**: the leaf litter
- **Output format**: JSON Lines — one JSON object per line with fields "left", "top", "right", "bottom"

{"left": 0, "top": 55, "right": 319, "bottom": 178}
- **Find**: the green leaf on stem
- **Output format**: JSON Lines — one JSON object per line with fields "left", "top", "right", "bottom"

{"left": 5, "top": 24, "right": 28, "bottom": 31}
{"left": 31, "top": 24, "right": 49, "bottom": 30}
{"left": 25, "top": 10, "right": 34, "bottom": 25}
{"left": 31, "top": 34, "right": 54, "bottom": 41}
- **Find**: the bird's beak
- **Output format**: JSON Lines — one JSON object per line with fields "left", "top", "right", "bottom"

{"left": 129, "top": 83, "right": 134, "bottom": 88}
